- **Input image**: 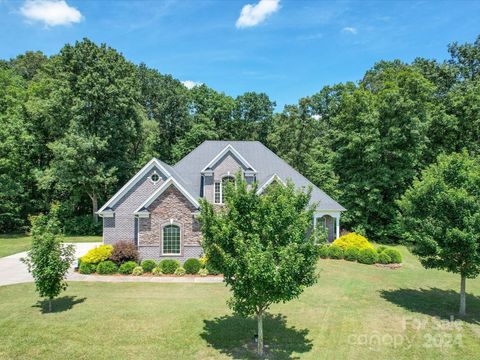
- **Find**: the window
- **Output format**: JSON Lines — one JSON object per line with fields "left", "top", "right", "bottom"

{"left": 221, "top": 176, "right": 235, "bottom": 203}
{"left": 162, "top": 225, "right": 180, "bottom": 255}
{"left": 151, "top": 172, "right": 160, "bottom": 183}
{"left": 214, "top": 182, "right": 221, "bottom": 204}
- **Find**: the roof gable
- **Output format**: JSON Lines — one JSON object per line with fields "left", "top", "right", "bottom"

{"left": 134, "top": 177, "right": 200, "bottom": 216}
{"left": 256, "top": 173, "right": 286, "bottom": 194}
{"left": 201, "top": 144, "right": 256, "bottom": 173}
{"left": 97, "top": 158, "right": 171, "bottom": 214}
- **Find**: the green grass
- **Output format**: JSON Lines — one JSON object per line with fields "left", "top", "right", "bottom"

{"left": 0, "top": 245, "right": 479, "bottom": 359}
{"left": 0, "top": 234, "right": 101, "bottom": 258}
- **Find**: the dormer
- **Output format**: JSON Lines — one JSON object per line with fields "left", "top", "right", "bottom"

{"left": 200, "top": 144, "right": 257, "bottom": 203}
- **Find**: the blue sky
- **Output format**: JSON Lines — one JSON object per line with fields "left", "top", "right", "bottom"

{"left": 1, "top": 0, "right": 480, "bottom": 109}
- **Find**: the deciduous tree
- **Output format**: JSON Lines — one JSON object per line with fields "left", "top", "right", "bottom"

{"left": 398, "top": 152, "right": 480, "bottom": 315}
{"left": 200, "top": 177, "right": 321, "bottom": 355}
{"left": 22, "top": 205, "right": 76, "bottom": 312}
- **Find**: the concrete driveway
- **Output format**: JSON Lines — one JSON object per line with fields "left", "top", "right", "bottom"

{"left": 0, "top": 243, "right": 223, "bottom": 286}
{"left": 0, "top": 242, "right": 101, "bottom": 287}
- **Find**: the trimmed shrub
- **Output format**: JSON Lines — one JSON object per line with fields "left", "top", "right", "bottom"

{"left": 378, "top": 252, "right": 392, "bottom": 264}
{"left": 81, "top": 245, "right": 113, "bottom": 264}
{"left": 332, "top": 233, "right": 374, "bottom": 251}
{"left": 184, "top": 258, "right": 201, "bottom": 274}
{"left": 328, "top": 245, "right": 344, "bottom": 259}
{"left": 132, "top": 266, "right": 143, "bottom": 276}
{"left": 318, "top": 244, "right": 329, "bottom": 259}
{"left": 384, "top": 248, "right": 402, "bottom": 264}
{"left": 141, "top": 260, "right": 157, "bottom": 273}
{"left": 96, "top": 260, "right": 118, "bottom": 275}
{"left": 174, "top": 267, "right": 186, "bottom": 276}
{"left": 198, "top": 268, "right": 208, "bottom": 277}
{"left": 79, "top": 262, "right": 96, "bottom": 274}
{"left": 344, "top": 247, "right": 359, "bottom": 261}
{"left": 376, "top": 245, "right": 388, "bottom": 254}
{"left": 159, "top": 259, "right": 180, "bottom": 274}
{"left": 205, "top": 261, "right": 221, "bottom": 275}
{"left": 110, "top": 241, "right": 139, "bottom": 265}
{"left": 357, "top": 248, "right": 379, "bottom": 265}
{"left": 152, "top": 267, "right": 163, "bottom": 276}
{"left": 119, "top": 261, "right": 137, "bottom": 275}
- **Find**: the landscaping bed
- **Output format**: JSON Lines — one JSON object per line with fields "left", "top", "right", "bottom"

{"left": 318, "top": 232, "right": 403, "bottom": 267}
{"left": 77, "top": 241, "right": 222, "bottom": 278}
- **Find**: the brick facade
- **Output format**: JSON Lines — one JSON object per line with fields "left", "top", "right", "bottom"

{"left": 101, "top": 142, "right": 343, "bottom": 261}
{"left": 103, "top": 166, "right": 166, "bottom": 246}
{"left": 138, "top": 186, "right": 202, "bottom": 261}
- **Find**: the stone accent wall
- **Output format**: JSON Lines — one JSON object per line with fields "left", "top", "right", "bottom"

{"left": 138, "top": 185, "right": 202, "bottom": 260}
{"left": 103, "top": 167, "right": 166, "bottom": 245}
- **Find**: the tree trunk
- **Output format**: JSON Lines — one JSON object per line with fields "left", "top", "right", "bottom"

{"left": 257, "top": 309, "right": 264, "bottom": 356}
{"left": 459, "top": 274, "right": 466, "bottom": 316}
{"left": 48, "top": 298, "right": 52, "bottom": 312}
{"left": 91, "top": 194, "right": 98, "bottom": 223}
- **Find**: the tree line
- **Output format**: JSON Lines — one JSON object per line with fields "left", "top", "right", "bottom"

{"left": 1, "top": 36, "right": 479, "bottom": 242}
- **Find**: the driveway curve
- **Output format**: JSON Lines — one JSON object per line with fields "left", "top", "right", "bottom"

{"left": 0, "top": 243, "right": 223, "bottom": 286}
{"left": 0, "top": 243, "right": 101, "bottom": 287}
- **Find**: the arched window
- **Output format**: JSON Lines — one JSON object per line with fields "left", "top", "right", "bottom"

{"left": 162, "top": 224, "right": 181, "bottom": 255}
{"left": 221, "top": 176, "right": 235, "bottom": 203}
{"left": 214, "top": 175, "right": 235, "bottom": 204}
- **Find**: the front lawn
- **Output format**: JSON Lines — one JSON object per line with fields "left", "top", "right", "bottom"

{"left": 0, "top": 234, "right": 101, "bottom": 258}
{"left": 0, "top": 245, "right": 479, "bottom": 359}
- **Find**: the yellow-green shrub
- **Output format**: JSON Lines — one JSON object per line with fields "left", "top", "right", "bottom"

{"left": 80, "top": 245, "right": 113, "bottom": 264}
{"left": 332, "top": 233, "right": 374, "bottom": 251}
{"left": 199, "top": 256, "right": 207, "bottom": 268}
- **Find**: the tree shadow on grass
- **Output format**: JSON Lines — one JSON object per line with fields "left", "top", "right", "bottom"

{"left": 379, "top": 288, "right": 480, "bottom": 325}
{"left": 33, "top": 296, "right": 87, "bottom": 314}
{"left": 200, "top": 313, "right": 312, "bottom": 359}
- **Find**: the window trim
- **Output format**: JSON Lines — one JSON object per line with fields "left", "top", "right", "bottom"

{"left": 221, "top": 175, "right": 235, "bottom": 204}
{"left": 213, "top": 175, "right": 235, "bottom": 204}
{"left": 214, "top": 181, "right": 221, "bottom": 204}
{"left": 161, "top": 222, "right": 182, "bottom": 256}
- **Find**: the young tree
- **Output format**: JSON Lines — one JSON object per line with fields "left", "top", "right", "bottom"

{"left": 22, "top": 205, "right": 76, "bottom": 312}
{"left": 199, "top": 177, "right": 321, "bottom": 355}
{"left": 398, "top": 152, "right": 480, "bottom": 315}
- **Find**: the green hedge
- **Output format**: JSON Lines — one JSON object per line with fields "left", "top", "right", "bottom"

{"left": 119, "top": 261, "right": 137, "bottom": 275}
{"left": 159, "top": 259, "right": 180, "bottom": 274}
{"left": 141, "top": 260, "right": 157, "bottom": 273}
{"left": 96, "top": 260, "right": 118, "bottom": 275}
{"left": 344, "top": 247, "right": 359, "bottom": 261}
{"left": 79, "top": 262, "right": 96, "bottom": 274}
{"left": 184, "top": 258, "right": 201, "bottom": 274}
{"left": 357, "top": 248, "right": 378, "bottom": 265}
{"left": 384, "top": 248, "right": 402, "bottom": 264}
{"left": 328, "top": 245, "right": 344, "bottom": 259}
{"left": 318, "top": 244, "right": 329, "bottom": 259}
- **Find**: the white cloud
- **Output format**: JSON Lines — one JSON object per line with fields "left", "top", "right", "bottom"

{"left": 312, "top": 114, "right": 321, "bottom": 120}
{"left": 20, "top": 0, "right": 82, "bottom": 27}
{"left": 182, "top": 80, "right": 202, "bottom": 90}
{"left": 342, "top": 27, "right": 357, "bottom": 35}
{"left": 236, "top": 0, "right": 280, "bottom": 28}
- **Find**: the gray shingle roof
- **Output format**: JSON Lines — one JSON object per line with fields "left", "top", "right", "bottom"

{"left": 173, "top": 141, "right": 345, "bottom": 211}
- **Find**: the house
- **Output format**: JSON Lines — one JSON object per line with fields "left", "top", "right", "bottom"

{"left": 97, "top": 141, "right": 345, "bottom": 261}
